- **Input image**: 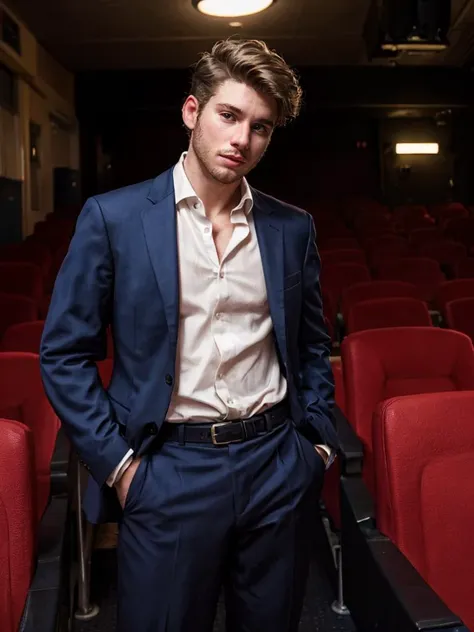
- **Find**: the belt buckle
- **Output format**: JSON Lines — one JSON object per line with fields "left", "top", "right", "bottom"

{"left": 210, "top": 421, "right": 242, "bottom": 446}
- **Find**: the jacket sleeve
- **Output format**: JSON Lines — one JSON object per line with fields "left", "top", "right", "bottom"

{"left": 297, "top": 213, "right": 340, "bottom": 452}
{"left": 40, "top": 197, "right": 131, "bottom": 488}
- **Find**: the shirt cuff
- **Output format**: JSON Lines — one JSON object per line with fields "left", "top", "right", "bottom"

{"left": 106, "top": 449, "right": 134, "bottom": 487}
{"left": 315, "top": 444, "right": 334, "bottom": 470}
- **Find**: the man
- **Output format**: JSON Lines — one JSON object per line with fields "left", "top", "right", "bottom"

{"left": 40, "top": 38, "right": 339, "bottom": 632}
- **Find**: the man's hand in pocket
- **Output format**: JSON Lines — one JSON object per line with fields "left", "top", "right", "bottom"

{"left": 115, "top": 457, "right": 142, "bottom": 509}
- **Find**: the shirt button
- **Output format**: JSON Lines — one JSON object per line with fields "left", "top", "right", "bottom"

{"left": 215, "top": 312, "right": 221, "bottom": 319}
{"left": 204, "top": 227, "right": 210, "bottom": 234}
{"left": 194, "top": 202, "right": 200, "bottom": 209}
{"left": 228, "top": 399, "right": 234, "bottom": 406}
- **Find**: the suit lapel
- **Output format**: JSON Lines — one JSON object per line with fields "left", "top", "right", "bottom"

{"left": 252, "top": 190, "right": 288, "bottom": 364}
{"left": 141, "top": 169, "right": 179, "bottom": 351}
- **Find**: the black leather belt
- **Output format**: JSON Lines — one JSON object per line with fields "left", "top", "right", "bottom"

{"left": 162, "top": 399, "right": 290, "bottom": 446}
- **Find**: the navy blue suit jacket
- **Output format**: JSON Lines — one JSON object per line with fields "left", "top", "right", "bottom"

{"left": 40, "top": 167, "right": 338, "bottom": 523}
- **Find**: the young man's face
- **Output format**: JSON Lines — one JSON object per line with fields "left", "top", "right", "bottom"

{"left": 184, "top": 79, "right": 277, "bottom": 185}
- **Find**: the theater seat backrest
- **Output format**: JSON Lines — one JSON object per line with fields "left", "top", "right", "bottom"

{"left": 373, "top": 392, "right": 474, "bottom": 631}
{"left": 346, "top": 297, "right": 432, "bottom": 334}
{"left": 0, "top": 352, "right": 60, "bottom": 519}
{"left": 0, "top": 419, "right": 36, "bottom": 630}
{"left": 0, "top": 293, "right": 38, "bottom": 339}
{"left": 0, "top": 262, "right": 44, "bottom": 303}
{"left": 341, "top": 327, "right": 474, "bottom": 491}
{"left": 1, "top": 320, "right": 45, "bottom": 352}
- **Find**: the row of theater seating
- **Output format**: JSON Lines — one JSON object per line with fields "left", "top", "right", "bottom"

{"left": 2, "top": 200, "right": 474, "bottom": 631}
{"left": 323, "top": 277, "right": 474, "bottom": 344}
{"left": 0, "top": 350, "right": 115, "bottom": 631}
{"left": 0, "top": 212, "right": 79, "bottom": 630}
{"left": 324, "top": 326, "right": 474, "bottom": 631}
{"left": 0, "top": 353, "right": 71, "bottom": 631}
{"left": 315, "top": 201, "right": 474, "bottom": 325}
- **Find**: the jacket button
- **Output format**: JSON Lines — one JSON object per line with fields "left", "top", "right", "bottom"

{"left": 145, "top": 422, "right": 158, "bottom": 436}
{"left": 165, "top": 374, "right": 173, "bottom": 386}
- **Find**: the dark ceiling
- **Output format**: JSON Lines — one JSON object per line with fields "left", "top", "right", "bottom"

{"left": 4, "top": 0, "right": 474, "bottom": 71}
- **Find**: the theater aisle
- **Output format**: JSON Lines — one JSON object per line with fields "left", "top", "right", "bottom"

{"left": 74, "top": 522, "right": 356, "bottom": 632}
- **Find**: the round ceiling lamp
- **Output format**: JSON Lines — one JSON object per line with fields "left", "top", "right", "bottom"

{"left": 193, "top": 0, "right": 274, "bottom": 18}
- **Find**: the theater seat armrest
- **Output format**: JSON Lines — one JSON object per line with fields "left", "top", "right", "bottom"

{"left": 50, "top": 429, "right": 71, "bottom": 496}
{"left": 368, "top": 539, "right": 466, "bottom": 631}
{"left": 21, "top": 496, "right": 69, "bottom": 632}
{"left": 341, "top": 475, "right": 375, "bottom": 529}
{"left": 340, "top": 479, "right": 467, "bottom": 632}
{"left": 333, "top": 406, "right": 363, "bottom": 475}
{"left": 50, "top": 428, "right": 70, "bottom": 473}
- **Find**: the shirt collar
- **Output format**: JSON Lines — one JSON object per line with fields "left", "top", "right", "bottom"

{"left": 173, "top": 151, "right": 253, "bottom": 215}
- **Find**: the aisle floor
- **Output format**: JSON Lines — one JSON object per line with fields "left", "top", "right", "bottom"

{"left": 74, "top": 527, "right": 356, "bottom": 632}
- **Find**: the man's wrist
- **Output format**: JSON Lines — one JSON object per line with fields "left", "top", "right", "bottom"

{"left": 315, "top": 444, "right": 332, "bottom": 468}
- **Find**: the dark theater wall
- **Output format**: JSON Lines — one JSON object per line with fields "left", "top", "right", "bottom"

{"left": 76, "top": 66, "right": 474, "bottom": 207}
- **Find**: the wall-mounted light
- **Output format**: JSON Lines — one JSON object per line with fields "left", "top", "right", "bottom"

{"left": 193, "top": 0, "right": 274, "bottom": 18}
{"left": 395, "top": 143, "right": 439, "bottom": 155}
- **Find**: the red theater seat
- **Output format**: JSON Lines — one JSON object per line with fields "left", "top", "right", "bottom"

{"left": 376, "top": 257, "right": 443, "bottom": 303}
{"left": 418, "top": 240, "right": 466, "bottom": 270}
{"left": 0, "top": 353, "right": 60, "bottom": 520}
{"left": 445, "top": 297, "right": 474, "bottom": 343}
{"left": 341, "top": 280, "right": 419, "bottom": 322}
{"left": 0, "top": 262, "right": 44, "bottom": 303}
{"left": 321, "top": 262, "right": 371, "bottom": 309}
{"left": 321, "top": 249, "right": 366, "bottom": 266}
{"left": 373, "top": 392, "right": 474, "bottom": 631}
{"left": 436, "top": 278, "right": 474, "bottom": 317}
{"left": 1, "top": 320, "right": 44, "bottom": 352}
{"left": 341, "top": 327, "right": 474, "bottom": 495}
{"left": 0, "top": 419, "right": 36, "bottom": 631}
{"left": 346, "top": 297, "right": 431, "bottom": 334}
{"left": 0, "top": 293, "right": 38, "bottom": 339}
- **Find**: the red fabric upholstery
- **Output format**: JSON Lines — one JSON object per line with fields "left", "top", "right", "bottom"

{"left": 341, "top": 280, "right": 419, "bottom": 321}
{"left": 321, "top": 262, "right": 371, "bottom": 308}
{"left": 346, "top": 297, "right": 432, "bottom": 334}
{"left": 0, "top": 293, "right": 38, "bottom": 339}
{"left": 418, "top": 240, "right": 466, "bottom": 269}
{"left": 444, "top": 217, "right": 474, "bottom": 248}
{"left": 455, "top": 257, "right": 474, "bottom": 279}
{"left": 0, "top": 353, "right": 60, "bottom": 520}
{"left": 341, "top": 327, "right": 474, "bottom": 495}
{"left": 376, "top": 257, "right": 443, "bottom": 303}
{"left": 320, "top": 249, "right": 366, "bottom": 266}
{"left": 319, "top": 237, "right": 360, "bottom": 250}
{"left": 98, "top": 358, "right": 114, "bottom": 387}
{"left": 0, "top": 419, "right": 36, "bottom": 630}
{"left": 436, "top": 279, "right": 474, "bottom": 316}
{"left": 0, "top": 262, "right": 44, "bottom": 303}
{"left": 409, "top": 227, "right": 444, "bottom": 249}
{"left": 1, "top": 320, "right": 44, "bottom": 352}
{"left": 373, "top": 392, "right": 474, "bottom": 631}
{"left": 0, "top": 497, "right": 13, "bottom": 631}
{"left": 0, "top": 242, "right": 52, "bottom": 278}
{"left": 445, "top": 297, "right": 474, "bottom": 343}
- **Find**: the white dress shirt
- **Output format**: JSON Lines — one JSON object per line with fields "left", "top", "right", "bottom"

{"left": 107, "top": 153, "right": 330, "bottom": 486}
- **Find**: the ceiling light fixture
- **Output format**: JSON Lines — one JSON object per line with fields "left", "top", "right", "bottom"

{"left": 193, "top": 0, "right": 274, "bottom": 18}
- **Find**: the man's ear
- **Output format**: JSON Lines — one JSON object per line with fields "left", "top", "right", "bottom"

{"left": 182, "top": 95, "right": 199, "bottom": 132}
